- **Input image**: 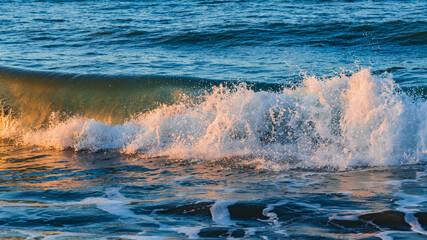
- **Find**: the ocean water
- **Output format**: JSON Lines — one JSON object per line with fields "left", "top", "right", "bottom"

{"left": 0, "top": 0, "right": 426, "bottom": 239}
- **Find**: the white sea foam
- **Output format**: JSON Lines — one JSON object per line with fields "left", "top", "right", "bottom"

{"left": 170, "top": 226, "right": 204, "bottom": 239}
{"left": 383, "top": 171, "right": 427, "bottom": 236}
{"left": 377, "top": 231, "right": 425, "bottom": 240}
{"left": 262, "top": 200, "right": 289, "bottom": 226}
{"left": 77, "top": 189, "right": 137, "bottom": 218}
{"left": 328, "top": 214, "right": 359, "bottom": 221}
{"left": 0, "top": 188, "right": 140, "bottom": 220}
{"left": 395, "top": 192, "right": 427, "bottom": 235}
{"left": 210, "top": 199, "right": 237, "bottom": 226}
{"left": 2, "top": 69, "right": 426, "bottom": 170}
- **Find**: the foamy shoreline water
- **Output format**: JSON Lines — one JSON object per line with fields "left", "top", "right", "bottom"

{"left": 0, "top": 146, "right": 425, "bottom": 239}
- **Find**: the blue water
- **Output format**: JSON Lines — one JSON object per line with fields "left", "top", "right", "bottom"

{"left": 1, "top": 0, "right": 426, "bottom": 83}
{"left": 0, "top": 0, "right": 426, "bottom": 239}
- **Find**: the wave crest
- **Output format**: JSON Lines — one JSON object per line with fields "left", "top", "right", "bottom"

{"left": 2, "top": 69, "right": 426, "bottom": 170}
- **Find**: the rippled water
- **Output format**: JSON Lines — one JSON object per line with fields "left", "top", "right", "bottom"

{"left": 1, "top": 0, "right": 426, "bottom": 239}
{"left": 1, "top": 144, "right": 426, "bottom": 239}
{"left": 0, "top": 0, "right": 426, "bottom": 83}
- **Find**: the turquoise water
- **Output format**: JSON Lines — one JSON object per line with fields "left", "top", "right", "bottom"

{"left": 0, "top": 0, "right": 426, "bottom": 239}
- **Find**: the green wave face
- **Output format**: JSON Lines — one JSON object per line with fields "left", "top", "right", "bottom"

{"left": 0, "top": 67, "right": 282, "bottom": 126}
{"left": 0, "top": 67, "right": 221, "bottom": 126}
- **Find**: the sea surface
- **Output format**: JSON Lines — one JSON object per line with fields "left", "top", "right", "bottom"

{"left": 0, "top": 0, "right": 426, "bottom": 239}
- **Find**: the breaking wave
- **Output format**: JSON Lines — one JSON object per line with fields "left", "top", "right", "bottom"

{"left": 1, "top": 67, "right": 426, "bottom": 170}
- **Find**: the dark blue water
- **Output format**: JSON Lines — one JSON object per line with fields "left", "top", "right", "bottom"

{"left": 0, "top": 0, "right": 426, "bottom": 239}
{"left": 1, "top": 0, "right": 426, "bottom": 84}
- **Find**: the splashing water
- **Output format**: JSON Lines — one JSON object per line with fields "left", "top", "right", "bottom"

{"left": 1, "top": 68, "right": 426, "bottom": 170}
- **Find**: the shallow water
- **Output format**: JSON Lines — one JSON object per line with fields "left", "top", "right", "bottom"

{"left": 0, "top": 143, "right": 426, "bottom": 239}
{"left": 1, "top": 0, "right": 426, "bottom": 239}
